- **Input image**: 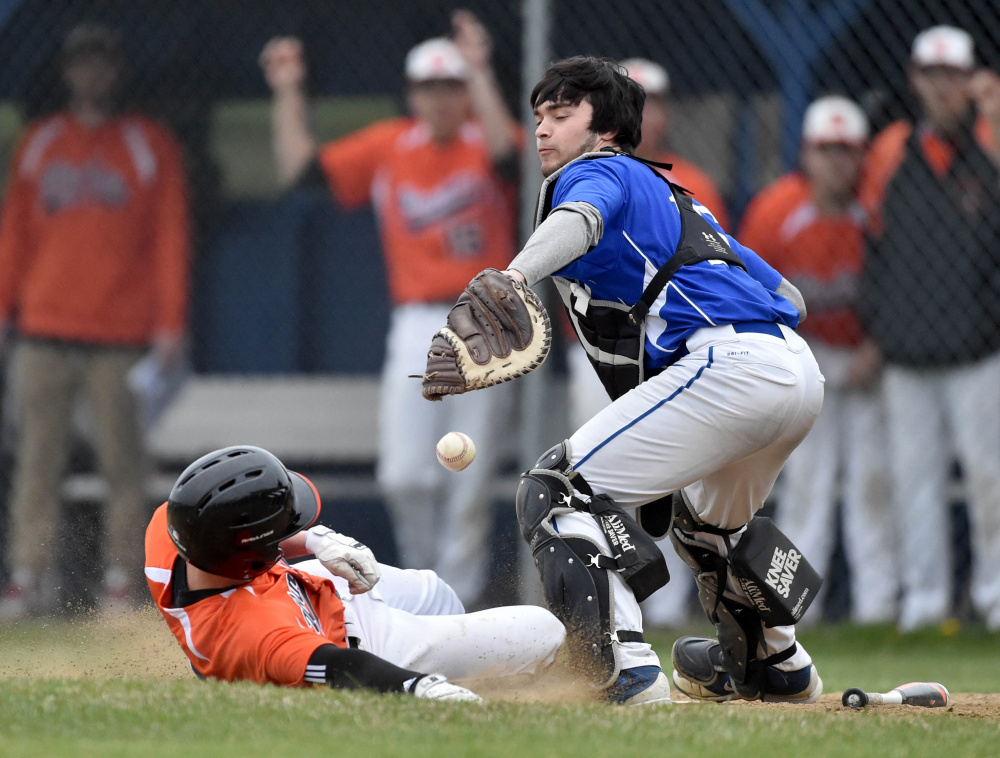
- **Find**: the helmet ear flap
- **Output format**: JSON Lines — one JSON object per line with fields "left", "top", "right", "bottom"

{"left": 166, "top": 446, "right": 320, "bottom": 580}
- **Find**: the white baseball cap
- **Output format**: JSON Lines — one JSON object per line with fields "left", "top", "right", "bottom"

{"left": 621, "top": 58, "right": 670, "bottom": 97}
{"left": 405, "top": 38, "right": 469, "bottom": 83}
{"left": 802, "top": 95, "right": 869, "bottom": 145}
{"left": 911, "top": 25, "right": 975, "bottom": 70}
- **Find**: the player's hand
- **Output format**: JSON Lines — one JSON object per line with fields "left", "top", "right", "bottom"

{"left": 504, "top": 268, "right": 527, "bottom": 285}
{"left": 151, "top": 330, "right": 186, "bottom": 368}
{"left": 968, "top": 69, "right": 1000, "bottom": 125}
{"left": 409, "top": 673, "right": 483, "bottom": 703}
{"left": 451, "top": 9, "right": 491, "bottom": 70}
{"left": 305, "top": 526, "right": 380, "bottom": 594}
{"left": 260, "top": 37, "right": 307, "bottom": 93}
{"left": 846, "top": 338, "right": 882, "bottom": 390}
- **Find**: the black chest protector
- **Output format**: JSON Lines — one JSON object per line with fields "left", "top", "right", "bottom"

{"left": 544, "top": 153, "right": 746, "bottom": 401}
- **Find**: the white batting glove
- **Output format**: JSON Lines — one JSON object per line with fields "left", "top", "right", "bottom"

{"left": 408, "top": 674, "right": 483, "bottom": 703}
{"left": 304, "top": 526, "right": 380, "bottom": 594}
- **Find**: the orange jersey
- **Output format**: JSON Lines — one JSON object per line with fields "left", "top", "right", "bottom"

{"left": 860, "top": 117, "right": 999, "bottom": 235}
{"left": 655, "top": 151, "right": 730, "bottom": 230}
{"left": 739, "top": 172, "right": 866, "bottom": 346}
{"left": 0, "top": 113, "right": 190, "bottom": 344}
{"left": 318, "top": 117, "right": 516, "bottom": 304}
{"left": 144, "top": 505, "right": 347, "bottom": 686}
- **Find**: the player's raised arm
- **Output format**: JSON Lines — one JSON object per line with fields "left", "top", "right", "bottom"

{"left": 452, "top": 10, "right": 518, "bottom": 161}
{"left": 968, "top": 68, "right": 1000, "bottom": 169}
{"left": 260, "top": 37, "right": 317, "bottom": 187}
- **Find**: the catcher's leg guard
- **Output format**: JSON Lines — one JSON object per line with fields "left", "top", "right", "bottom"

{"left": 668, "top": 492, "right": 806, "bottom": 699}
{"left": 515, "top": 443, "right": 668, "bottom": 686}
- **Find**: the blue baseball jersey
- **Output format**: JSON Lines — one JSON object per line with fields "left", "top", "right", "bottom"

{"left": 551, "top": 154, "right": 799, "bottom": 371}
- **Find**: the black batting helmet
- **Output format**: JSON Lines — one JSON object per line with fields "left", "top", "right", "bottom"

{"left": 166, "top": 446, "right": 320, "bottom": 580}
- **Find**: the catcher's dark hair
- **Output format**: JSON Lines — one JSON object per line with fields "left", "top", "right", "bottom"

{"left": 531, "top": 55, "right": 645, "bottom": 153}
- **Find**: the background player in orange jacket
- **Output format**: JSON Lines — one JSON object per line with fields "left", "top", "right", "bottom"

{"left": 857, "top": 26, "right": 1000, "bottom": 633}
{"left": 260, "top": 11, "right": 519, "bottom": 605}
{"left": 0, "top": 23, "right": 190, "bottom": 618}
{"left": 146, "top": 446, "right": 564, "bottom": 697}
{"left": 739, "top": 95, "right": 898, "bottom": 626}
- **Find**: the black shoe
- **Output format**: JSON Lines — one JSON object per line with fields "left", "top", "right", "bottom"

{"left": 670, "top": 636, "right": 822, "bottom": 703}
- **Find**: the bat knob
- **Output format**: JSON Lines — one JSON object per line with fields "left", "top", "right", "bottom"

{"left": 843, "top": 687, "right": 868, "bottom": 709}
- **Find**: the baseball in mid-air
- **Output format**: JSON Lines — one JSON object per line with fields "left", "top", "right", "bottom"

{"left": 436, "top": 432, "right": 476, "bottom": 471}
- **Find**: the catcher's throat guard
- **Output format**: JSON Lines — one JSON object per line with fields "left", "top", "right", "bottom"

{"left": 421, "top": 269, "right": 551, "bottom": 400}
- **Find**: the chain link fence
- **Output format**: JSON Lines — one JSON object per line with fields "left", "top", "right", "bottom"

{"left": 0, "top": 0, "right": 996, "bottom": 622}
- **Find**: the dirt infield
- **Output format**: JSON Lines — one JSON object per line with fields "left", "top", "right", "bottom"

{"left": 726, "top": 693, "right": 1000, "bottom": 719}
{"left": 0, "top": 606, "right": 189, "bottom": 680}
{"left": 3, "top": 608, "right": 998, "bottom": 719}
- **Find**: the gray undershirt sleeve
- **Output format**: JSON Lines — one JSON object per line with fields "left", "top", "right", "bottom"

{"left": 508, "top": 201, "right": 604, "bottom": 286}
{"left": 777, "top": 277, "right": 808, "bottom": 322}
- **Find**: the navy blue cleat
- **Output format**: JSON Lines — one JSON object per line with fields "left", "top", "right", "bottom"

{"left": 606, "top": 665, "right": 672, "bottom": 706}
{"left": 670, "top": 636, "right": 822, "bottom": 704}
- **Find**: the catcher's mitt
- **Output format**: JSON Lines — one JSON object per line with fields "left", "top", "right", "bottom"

{"left": 421, "top": 269, "right": 551, "bottom": 401}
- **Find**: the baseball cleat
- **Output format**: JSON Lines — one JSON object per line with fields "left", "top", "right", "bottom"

{"left": 606, "top": 665, "right": 673, "bottom": 706}
{"left": 671, "top": 636, "right": 737, "bottom": 701}
{"left": 671, "top": 636, "right": 823, "bottom": 704}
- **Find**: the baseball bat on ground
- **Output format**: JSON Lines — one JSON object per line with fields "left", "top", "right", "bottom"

{"left": 842, "top": 682, "right": 950, "bottom": 709}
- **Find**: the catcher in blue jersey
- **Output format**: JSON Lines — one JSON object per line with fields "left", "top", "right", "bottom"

{"left": 422, "top": 56, "right": 825, "bottom": 706}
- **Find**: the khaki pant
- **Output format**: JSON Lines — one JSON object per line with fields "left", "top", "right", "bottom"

{"left": 8, "top": 339, "right": 148, "bottom": 587}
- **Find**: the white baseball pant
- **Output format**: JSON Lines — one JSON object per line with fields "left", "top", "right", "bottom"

{"left": 296, "top": 559, "right": 565, "bottom": 680}
{"left": 558, "top": 323, "right": 824, "bottom": 673}
{"left": 882, "top": 349, "right": 1000, "bottom": 632}
{"left": 567, "top": 343, "right": 696, "bottom": 628}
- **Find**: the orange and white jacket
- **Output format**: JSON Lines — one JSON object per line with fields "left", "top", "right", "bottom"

{"left": 0, "top": 112, "right": 190, "bottom": 345}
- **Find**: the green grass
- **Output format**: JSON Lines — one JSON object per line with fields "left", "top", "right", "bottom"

{"left": 0, "top": 615, "right": 998, "bottom": 758}
{"left": 790, "top": 621, "right": 1000, "bottom": 693}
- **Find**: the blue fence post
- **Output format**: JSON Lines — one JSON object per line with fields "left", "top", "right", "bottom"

{"left": 722, "top": 0, "right": 869, "bottom": 212}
